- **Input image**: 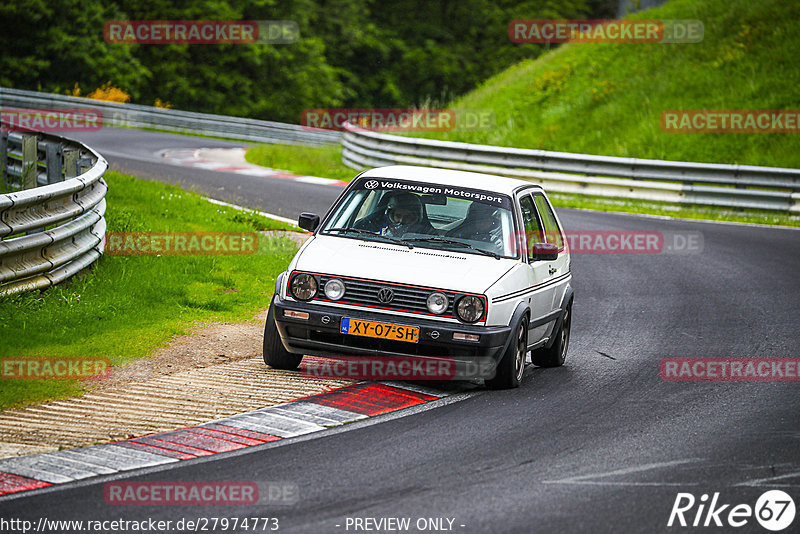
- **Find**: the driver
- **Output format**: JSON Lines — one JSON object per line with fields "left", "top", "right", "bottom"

{"left": 354, "top": 192, "right": 434, "bottom": 237}
{"left": 384, "top": 193, "right": 423, "bottom": 236}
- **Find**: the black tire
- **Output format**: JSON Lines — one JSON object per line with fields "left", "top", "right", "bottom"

{"left": 485, "top": 318, "right": 528, "bottom": 390}
{"left": 263, "top": 302, "right": 303, "bottom": 370}
{"left": 531, "top": 302, "right": 571, "bottom": 368}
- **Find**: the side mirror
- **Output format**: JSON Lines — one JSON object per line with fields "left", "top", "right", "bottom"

{"left": 530, "top": 242, "right": 558, "bottom": 261}
{"left": 298, "top": 213, "right": 320, "bottom": 232}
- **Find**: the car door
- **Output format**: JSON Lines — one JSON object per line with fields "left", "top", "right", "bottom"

{"left": 531, "top": 192, "right": 570, "bottom": 336}
{"left": 518, "top": 193, "right": 557, "bottom": 344}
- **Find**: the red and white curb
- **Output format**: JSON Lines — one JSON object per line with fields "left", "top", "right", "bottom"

{"left": 161, "top": 148, "right": 348, "bottom": 187}
{"left": 0, "top": 382, "right": 449, "bottom": 497}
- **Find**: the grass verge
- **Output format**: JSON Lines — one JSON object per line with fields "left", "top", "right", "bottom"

{"left": 244, "top": 143, "right": 355, "bottom": 181}
{"left": 415, "top": 0, "right": 800, "bottom": 168}
{"left": 0, "top": 171, "right": 298, "bottom": 409}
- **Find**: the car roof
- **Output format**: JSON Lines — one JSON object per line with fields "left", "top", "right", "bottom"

{"left": 358, "top": 165, "right": 543, "bottom": 196}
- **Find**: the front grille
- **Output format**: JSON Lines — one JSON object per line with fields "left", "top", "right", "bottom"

{"left": 317, "top": 275, "right": 458, "bottom": 318}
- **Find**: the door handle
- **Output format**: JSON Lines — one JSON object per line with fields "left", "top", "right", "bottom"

{"left": 548, "top": 267, "right": 557, "bottom": 275}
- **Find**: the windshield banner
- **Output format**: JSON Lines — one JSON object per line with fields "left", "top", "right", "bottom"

{"left": 356, "top": 178, "right": 511, "bottom": 209}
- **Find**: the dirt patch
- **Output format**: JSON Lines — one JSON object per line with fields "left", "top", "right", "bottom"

{"left": 87, "top": 229, "right": 312, "bottom": 392}
{"left": 0, "top": 303, "right": 354, "bottom": 458}
{"left": 92, "top": 309, "right": 271, "bottom": 392}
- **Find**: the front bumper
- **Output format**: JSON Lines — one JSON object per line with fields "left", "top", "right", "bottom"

{"left": 272, "top": 294, "right": 511, "bottom": 364}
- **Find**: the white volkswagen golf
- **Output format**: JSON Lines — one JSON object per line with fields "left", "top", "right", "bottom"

{"left": 264, "top": 165, "right": 573, "bottom": 389}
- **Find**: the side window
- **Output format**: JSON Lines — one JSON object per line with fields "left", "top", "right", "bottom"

{"left": 519, "top": 195, "right": 543, "bottom": 256}
{"left": 533, "top": 194, "right": 564, "bottom": 249}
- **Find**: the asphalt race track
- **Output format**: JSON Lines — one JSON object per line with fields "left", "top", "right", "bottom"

{"left": 71, "top": 128, "right": 343, "bottom": 218}
{"left": 2, "top": 128, "right": 799, "bottom": 533}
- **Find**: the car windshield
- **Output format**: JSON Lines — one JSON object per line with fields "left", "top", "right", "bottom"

{"left": 320, "top": 177, "right": 519, "bottom": 259}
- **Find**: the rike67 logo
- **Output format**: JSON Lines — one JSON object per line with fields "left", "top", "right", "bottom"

{"left": 668, "top": 490, "right": 795, "bottom": 531}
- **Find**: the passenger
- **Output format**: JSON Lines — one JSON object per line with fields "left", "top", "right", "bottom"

{"left": 446, "top": 202, "right": 503, "bottom": 250}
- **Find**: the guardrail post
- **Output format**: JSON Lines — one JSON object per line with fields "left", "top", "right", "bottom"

{"left": 63, "top": 148, "right": 78, "bottom": 179}
{"left": 45, "top": 141, "right": 63, "bottom": 184}
{"left": 21, "top": 134, "right": 37, "bottom": 190}
{"left": 0, "top": 131, "right": 7, "bottom": 186}
{"left": 76, "top": 157, "right": 93, "bottom": 176}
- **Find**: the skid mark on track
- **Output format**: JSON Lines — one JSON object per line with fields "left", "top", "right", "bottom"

{"left": 736, "top": 470, "right": 800, "bottom": 488}
{"left": 542, "top": 459, "right": 703, "bottom": 487}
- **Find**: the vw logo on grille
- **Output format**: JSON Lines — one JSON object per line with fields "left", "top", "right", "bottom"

{"left": 376, "top": 288, "right": 394, "bottom": 303}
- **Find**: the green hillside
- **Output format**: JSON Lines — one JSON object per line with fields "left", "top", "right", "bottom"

{"left": 422, "top": 0, "right": 800, "bottom": 168}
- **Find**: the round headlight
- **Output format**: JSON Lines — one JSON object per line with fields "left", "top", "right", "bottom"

{"left": 426, "top": 292, "right": 448, "bottom": 315}
{"left": 290, "top": 273, "right": 318, "bottom": 301}
{"left": 324, "top": 278, "right": 345, "bottom": 300}
{"left": 456, "top": 295, "right": 485, "bottom": 323}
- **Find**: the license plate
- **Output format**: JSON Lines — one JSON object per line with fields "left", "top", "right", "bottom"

{"left": 340, "top": 318, "right": 419, "bottom": 343}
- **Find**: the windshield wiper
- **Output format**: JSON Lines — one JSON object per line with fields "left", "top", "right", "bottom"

{"left": 325, "top": 227, "right": 414, "bottom": 249}
{"left": 402, "top": 237, "right": 502, "bottom": 259}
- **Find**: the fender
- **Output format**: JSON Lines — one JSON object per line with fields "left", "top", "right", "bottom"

{"left": 274, "top": 271, "right": 286, "bottom": 299}
{"left": 496, "top": 301, "right": 530, "bottom": 361}
{"left": 544, "top": 284, "right": 574, "bottom": 349}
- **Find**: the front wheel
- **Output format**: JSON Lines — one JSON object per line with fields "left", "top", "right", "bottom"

{"left": 531, "top": 303, "right": 571, "bottom": 368}
{"left": 263, "top": 301, "right": 303, "bottom": 370}
{"left": 485, "top": 319, "right": 528, "bottom": 390}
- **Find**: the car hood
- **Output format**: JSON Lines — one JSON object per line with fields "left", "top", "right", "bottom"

{"left": 293, "top": 235, "right": 516, "bottom": 294}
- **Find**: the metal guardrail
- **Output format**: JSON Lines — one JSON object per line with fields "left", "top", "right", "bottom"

{"left": 4, "top": 88, "right": 797, "bottom": 213}
{"left": 0, "top": 87, "right": 340, "bottom": 146}
{"left": 0, "top": 127, "right": 107, "bottom": 296}
{"left": 341, "top": 123, "right": 800, "bottom": 213}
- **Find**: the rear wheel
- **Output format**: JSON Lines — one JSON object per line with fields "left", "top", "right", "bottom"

{"left": 485, "top": 319, "right": 528, "bottom": 390}
{"left": 263, "top": 302, "right": 303, "bottom": 370}
{"left": 531, "top": 303, "right": 571, "bottom": 368}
